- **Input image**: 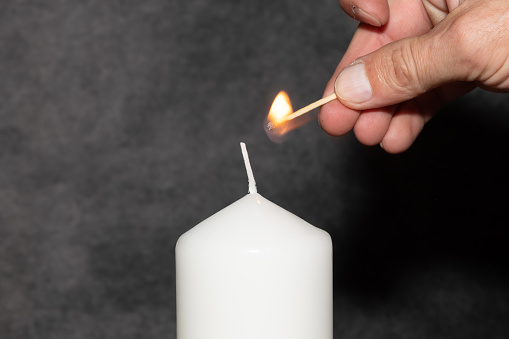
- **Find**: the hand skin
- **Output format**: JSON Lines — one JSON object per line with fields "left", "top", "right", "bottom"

{"left": 319, "top": 0, "right": 509, "bottom": 153}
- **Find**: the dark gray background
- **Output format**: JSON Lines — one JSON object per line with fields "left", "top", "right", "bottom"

{"left": 1, "top": 0, "right": 508, "bottom": 338}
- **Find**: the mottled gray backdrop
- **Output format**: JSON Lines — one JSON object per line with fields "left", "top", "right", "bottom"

{"left": 1, "top": 0, "right": 508, "bottom": 338}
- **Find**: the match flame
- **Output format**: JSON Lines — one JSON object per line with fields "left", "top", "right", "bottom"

{"left": 267, "top": 91, "right": 293, "bottom": 128}
{"left": 265, "top": 91, "right": 313, "bottom": 143}
{"left": 264, "top": 90, "right": 335, "bottom": 143}
{"left": 264, "top": 91, "right": 294, "bottom": 143}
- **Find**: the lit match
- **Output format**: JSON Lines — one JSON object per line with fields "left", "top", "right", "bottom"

{"left": 264, "top": 91, "right": 337, "bottom": 142}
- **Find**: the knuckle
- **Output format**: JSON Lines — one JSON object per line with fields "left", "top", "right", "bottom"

{"left": 383, "top": 41, "right": 424, "bottom": 96}
{"left": 441, "top": 12, "right": 484, "bottom": 79}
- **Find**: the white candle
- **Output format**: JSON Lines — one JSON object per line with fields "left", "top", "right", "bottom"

{"left": 175, "top": 143, "right": 333, "bottom": 339}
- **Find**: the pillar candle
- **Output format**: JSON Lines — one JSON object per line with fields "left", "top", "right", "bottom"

{"left": 175, "top": 143, "right": 332, "bottom": 339}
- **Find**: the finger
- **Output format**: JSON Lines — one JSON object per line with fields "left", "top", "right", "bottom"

{"left": 318, "top": 98, "right": 360, "bottom": 136}
{"left": 379, "top": 100, "right": 427, "bottom": 154}
{"left": 333, "top": 14, "right": 476, "bottom": 111}
{"left": 320, "top": 0, "right": 432, "bottom": 137}
{"left": 379, "top": 86, "right": 444, "bottom": 153}
{"left": 339, "top": 0, "right": 390, "bottom": 26}
{"left": 353, "top": 105, "right": 395, "bottom": 146}
{"left": 378, "top": 80, "right": 475, "bottom": 153}
{"left": 319, "top": 24, "right": 386, "bottom": 137}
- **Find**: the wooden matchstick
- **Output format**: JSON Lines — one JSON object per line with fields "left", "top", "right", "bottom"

{"left": 285, "top": 93, "right": 337, "bottom": 122}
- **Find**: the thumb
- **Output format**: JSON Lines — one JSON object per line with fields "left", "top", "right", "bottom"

{"left": 334, "top": 33, "right": 460, "bottom": 110}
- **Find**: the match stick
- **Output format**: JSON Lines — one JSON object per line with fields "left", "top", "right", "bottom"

{"left": 285, "top": 93, "right": 337, "bottom": 122}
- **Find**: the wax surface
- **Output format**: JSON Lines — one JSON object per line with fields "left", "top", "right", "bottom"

{"left": 176, "top": 193, "right": 333, "bottom": 339}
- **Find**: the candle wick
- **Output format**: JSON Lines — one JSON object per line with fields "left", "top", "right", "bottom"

{"left": 240, "top": 142, "right": 257, "bottom": 194}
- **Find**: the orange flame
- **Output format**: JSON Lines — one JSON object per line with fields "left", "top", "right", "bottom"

{"left": 265, "top": 91, "right": 315, "bottom": 143}
{"left": 267, "top": 91, "right": 293, "bottom": 129}
{"left": 264, "top": 91, "right": 294, "bottom": 143}
{"left": 265, "top": 91, "right": 336, "bottom": 143}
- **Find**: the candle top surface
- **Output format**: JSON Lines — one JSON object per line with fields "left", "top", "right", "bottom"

{"left": 177, "top": 193, "right": 331, "bottom": 253}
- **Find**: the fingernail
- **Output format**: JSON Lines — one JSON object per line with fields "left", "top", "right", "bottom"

{"left": 335, "top": 61, "right": 373, "bottom": 104}
{"left": 352, "top": 6, "right": 382, "bottom": 26}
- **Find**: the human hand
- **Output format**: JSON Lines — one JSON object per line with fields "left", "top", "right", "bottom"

{"left": 319, "top": 0, "right": 509, "bottom": 153}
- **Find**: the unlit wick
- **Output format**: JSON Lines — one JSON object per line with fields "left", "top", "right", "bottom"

{"left": 240, "top": 142, "right": 257, "bottom": 194}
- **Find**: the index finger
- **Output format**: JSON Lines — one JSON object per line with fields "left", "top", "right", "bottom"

{"left": 319, "top": 0, "right": 433, "bottom": 137}
{"left": 339, "top": 0, "right": 390, "bottom": 26}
